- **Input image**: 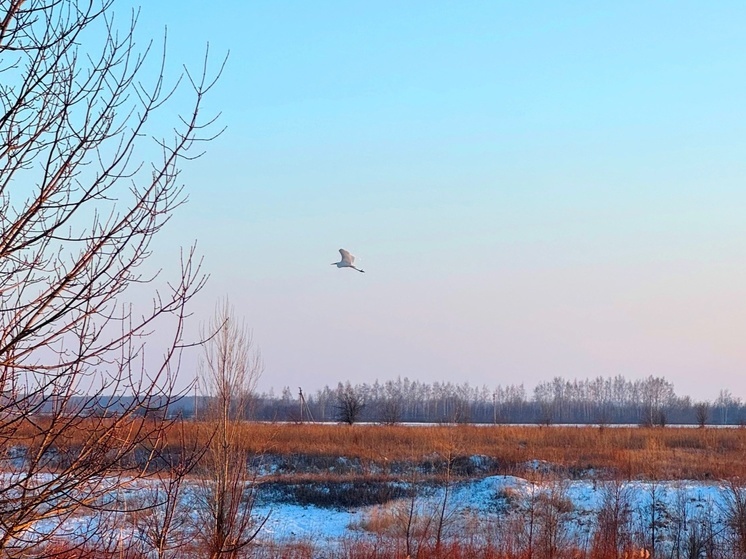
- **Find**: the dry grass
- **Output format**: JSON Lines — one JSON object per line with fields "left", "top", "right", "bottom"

{"left": 162, "top": 422, "right": 746, "bottom": 480}
{"left": 11, "top": 419, "right": 744, "bottom": 480}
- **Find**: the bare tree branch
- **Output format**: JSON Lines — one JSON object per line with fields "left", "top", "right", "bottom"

{"left": 0, "top": 0, "right": 222, "bottom": 553}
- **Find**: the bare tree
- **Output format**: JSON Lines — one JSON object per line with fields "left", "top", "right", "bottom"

{"left": 130, "top": 420, "right": 207, "bottom": 559}
{"left": 636, "top": 481, "right": 667, "bottom": 559}
{"left": 397, "top": 467, "right": 434, "bottom": 559}
{"left": 535, "top": 481, "right": 573, "bottom": 559}
{"left": 722, "top": 477, "right": 746, "bottom": 559}
{"left": 0, "top": 0, "right": 222, "bottom": 553}
{"left": 335, "top": 382, "right": 365, "bottom": 425}
{"left": 592, "top": 479, "right": 634, "bottom": 559}
{"left": 434, "top": 442, "right": 453, "bottom": 551}
{"left": 519, "top": 481, "right": 541, "bottom": 559}
{"left": 694, "top": 402, "right": 710, "bottom": 429}
{"left": 195, "top": 299, "right": 267, "bottom": 559}
{"left": 379, "top": 397, "right": 403, "bottom": 425}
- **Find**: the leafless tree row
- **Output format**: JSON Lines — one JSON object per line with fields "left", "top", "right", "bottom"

{"left": 251, "top": 375, "right": 741, "bottom": 426}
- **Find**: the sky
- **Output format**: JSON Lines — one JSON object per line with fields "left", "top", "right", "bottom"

{"left": 117, "top": 1, "right": 746, "bottom": 401}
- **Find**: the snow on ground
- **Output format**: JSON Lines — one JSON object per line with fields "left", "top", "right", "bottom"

{"left": 5, "top": 463, "right": 741, "bottom": 552}
{"left": 256, "top": 503, "right": 355, "bottom": 545}
{"left": 247, "top": 474, "right": 733, "bottom": 549}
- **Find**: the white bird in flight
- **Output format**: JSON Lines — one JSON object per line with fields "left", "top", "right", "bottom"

{"left": 332, "top": 248, "right": 365, "bottom": 273}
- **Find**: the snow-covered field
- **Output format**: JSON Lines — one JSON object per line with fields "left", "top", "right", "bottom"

{"left": 8, "top": 462, "right": 743, "bottom": 556}
{"left": 254, "top": 474, "right": 729, "bottom": 548}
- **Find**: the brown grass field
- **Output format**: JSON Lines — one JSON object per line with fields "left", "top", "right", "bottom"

{"left": 12, "top": 419, "right": 745, "bottom": 480}
{"left": 167, "top": 422, "right": 746, "bottom": 480}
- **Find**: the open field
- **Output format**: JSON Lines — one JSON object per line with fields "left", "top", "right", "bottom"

{"left": 159, "top": 422, "right": 746, "bottom": 481}
{"left": 24, "top": 474, "right": 743, "bottom": 558}
{"left": 11, "top": 418, "right": 746, "bottom": 480}
{"left": 7, "top": 420, "right": 746, "bottom": 557}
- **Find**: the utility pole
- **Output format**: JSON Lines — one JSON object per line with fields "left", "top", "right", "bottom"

{"left": 298, "top": 387, "right": 314, "bottom": 423}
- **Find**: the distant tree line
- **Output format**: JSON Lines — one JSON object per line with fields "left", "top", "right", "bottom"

{"left": 233, "top": 375, "right": 745, "bottom": 426}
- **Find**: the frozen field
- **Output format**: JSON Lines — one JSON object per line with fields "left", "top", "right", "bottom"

{"left": 253, "top": 474, "right": 729, "bottom": 548}
{"left": 9, "top": 462, "right": 742, "bottom": 556}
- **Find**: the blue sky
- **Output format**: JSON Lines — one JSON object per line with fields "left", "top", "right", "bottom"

{"left": 124, "top": 2, "right": 746, "bottom": 400}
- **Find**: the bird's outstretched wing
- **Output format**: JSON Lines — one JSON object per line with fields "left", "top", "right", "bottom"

{"left": 339, "top": 248, "right": 354, "bottom": 264}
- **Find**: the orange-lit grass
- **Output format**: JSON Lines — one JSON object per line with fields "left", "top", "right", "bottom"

{"left": 7, "top": 418, "right": 741, "bottom": 480}
{"left": 3, "top": 415, "right": 164, "bottom": 457}
{"left": 165, "top": 422, "right": 746, "bottom": 480}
